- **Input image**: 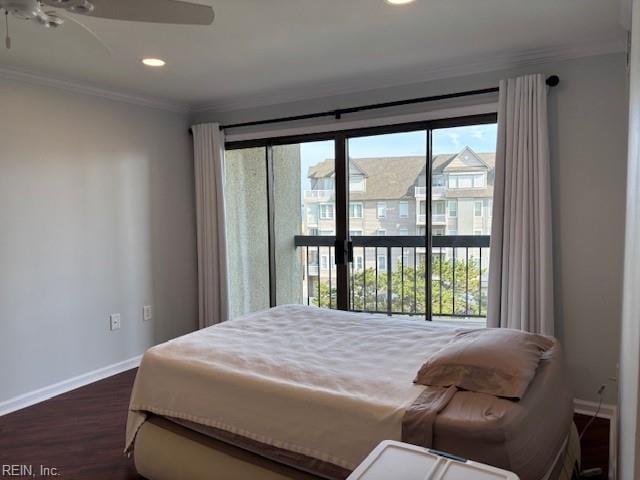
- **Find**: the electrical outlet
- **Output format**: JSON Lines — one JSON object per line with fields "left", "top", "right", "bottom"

{"left": 110, "top": 313, "right": 121, "bottom": 331}
{"left": 143, "top": 305, "right": 152, "bottom": 321}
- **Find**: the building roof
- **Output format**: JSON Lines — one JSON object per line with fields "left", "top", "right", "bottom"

{"left": 307, "top": 147, "right": 496, "bottom": 201}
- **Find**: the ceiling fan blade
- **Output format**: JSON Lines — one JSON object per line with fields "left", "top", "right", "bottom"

{"left": 56, "top": 12, "right": 113, "bottom": 55}
{"left": 73, "top": 0, "right": 214, "bottom": 25}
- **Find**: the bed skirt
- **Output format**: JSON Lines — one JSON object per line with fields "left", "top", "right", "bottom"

{"left": 133, "top": 416, "right": 581, "bottom": 480}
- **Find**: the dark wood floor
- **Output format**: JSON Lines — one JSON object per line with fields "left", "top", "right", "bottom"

{"left": 0, "top": 369, "right": 611, "bottom": 480}
{"left": 0, "top": 369, "right": 141, "bottom": 480}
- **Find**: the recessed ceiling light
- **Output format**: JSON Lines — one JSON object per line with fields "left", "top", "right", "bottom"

{"left": 142, "top": 58, "right": 166, "bottom": 67}
{"left": 385, "top": 0, "right": 416, "bottom": 4}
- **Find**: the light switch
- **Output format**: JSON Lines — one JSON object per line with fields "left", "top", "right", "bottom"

{"left": 143, "top": 305, "right": 152, "bottom": 321}
{"left": 110, "top": 313, "right": 121, "bottom": 331}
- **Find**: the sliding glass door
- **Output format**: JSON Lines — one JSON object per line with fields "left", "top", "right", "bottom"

{"left": 224, "top": 114, "right": 497, "bottom": 323}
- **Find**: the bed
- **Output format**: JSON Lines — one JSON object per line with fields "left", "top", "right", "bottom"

{"left": 125, "top": 305, "right": 578, "bottom": 480}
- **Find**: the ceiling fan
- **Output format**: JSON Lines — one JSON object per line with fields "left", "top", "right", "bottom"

{"left": 0, "top": 0, "right": 215, "bottom": 49}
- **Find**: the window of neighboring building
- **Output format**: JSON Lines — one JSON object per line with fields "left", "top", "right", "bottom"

{"left": 376, "top": 229, "right": 386, "bottom": 236}
{"left": 419, "top": 201, "right": 427, "bottom": 215}
{"left": 399, "top": 228, "right": 409, "bottom": 236}
{"left": 433, "top": 201, "right": 445, "bottom": 215}
{"left": 308, "top": 227, "right": 318, "bottom": 236}
{"left": 349, "top": 202, "right": 363, "bottom": 218}
{"left": 458, "top": 175, "right": 473, "bottom": 189}
{"left": 433, "top": 227, "right": 445, "bottom": 236}
{"left": 448, "top": 200, "right": 458, "bottom": 217}
{"left": 433, "top": 175, "right": 445, "bottom": 187}
{"left": 399, "top": 201, "right": 409, "bottom": 218}
{"left": 418, "top": 226, "right": 426, "bottom": 236}
{"left": 377, "top": 254, "right": 387, "bottom": 272}
{"left": 319, "top": 230, "right": 334, "bottom": 236}
{"left": 321, "top": 255, "right": 329, "bottom": 270}
{"left": 349, "top": 175, "right": 365, "bottom": 192}
{"left": 377, "top": 202, "right": 387, "bottom": 218}
{"left": 354, "top": 255, "right": 364, "bottom": 271}
{"left": 473, "top": 174, "right": 486, "bottom": 188}
{"left": 319, "top": 177, "right": 334, "bottom": 190}
{"left": 447, "top": 228, "right": 458, "bottom": 235}
{"left": 474, "top": 229, "right": 483, "bottom": 235}
{"left": 319, "top": 203, "right": 334, "bottom": 219}
{"left": 349, "top": 229, "right": 363, "bottom": 236}
{"left": 474, "top": 201, "right": 483, "bottom": 217}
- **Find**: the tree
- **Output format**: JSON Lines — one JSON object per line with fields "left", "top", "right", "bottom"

{"left": 315, "top": 256, "right": 486, "bottom": 317}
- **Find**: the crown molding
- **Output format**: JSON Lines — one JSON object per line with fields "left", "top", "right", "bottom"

{"left": 620, "top": 0, "right": 633, "bottom": 30}
{"left": 0, "top": 64, "right": 190, "bottom": 114}
{"left": 192, "top": 38, "right": 626, "bottom": 115}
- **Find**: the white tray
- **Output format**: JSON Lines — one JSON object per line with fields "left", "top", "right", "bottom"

{"left": 347, "top": 441, "right": 520, "bottom": 480}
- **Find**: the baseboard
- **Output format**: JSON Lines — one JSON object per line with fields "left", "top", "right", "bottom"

{"left": 574, "top": 398, "right": 618, "bottom": 480}
{"left": 0, "top": 355, "right": 142, "bottom": 417}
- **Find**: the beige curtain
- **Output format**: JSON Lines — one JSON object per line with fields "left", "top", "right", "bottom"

{"left": 487, "top": 74, "right": 554, "bottom": 335}
{"left": 192, "top": 123, "right": 229, "bottom": 328}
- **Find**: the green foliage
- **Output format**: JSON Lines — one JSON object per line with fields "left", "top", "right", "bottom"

{"left": 312, "top": 256, "right": 486, "bottom": 317}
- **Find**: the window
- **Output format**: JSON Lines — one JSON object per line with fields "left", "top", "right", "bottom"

{"left": 433, "top": 175, "right": 445, "bottom": 187}
{"left": 488, "top": 199, "right": 493, "bottom": 217}
{"left": 473, "top": 174, "right": 486, "bottom": 188}
{"left": 474, "top": 201, "right": 483, "bottom": 217}
{"left": 458, "top": 175, "right": 473, "bottom": 189}
{"left": 448, "top": 200, "right": 457, "bottom": 217}
{"left": 307, "top": 205, "right": 318, "bottom": 225}
{"left": 319, "top": 203, "right": 334, "bottom": 219}
{"left": 399, "top": 201, "right": 409, "bottom": 218}
{"left": 349, "top": 175, "right": 365, "bottom": 192}
{"left": 377, "top": 254, "right": 387, "bottom": 272}
{"left": 349, "top": 202, "right": 363, "bottom": 218}
{"left": 225, "top": 116, "right": 497, "bottom": 322}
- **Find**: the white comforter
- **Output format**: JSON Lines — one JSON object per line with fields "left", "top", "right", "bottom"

{"left": 126, "top": 305, "right": 461, "bottom": 470}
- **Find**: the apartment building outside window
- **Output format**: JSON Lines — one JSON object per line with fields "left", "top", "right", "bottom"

{"left": 448, "top": 200, "right": 457, "bottom": 217}
{"left": 349, "top": 202, "right": 363, "bottom": 218}
{"left": 399, "top": 201, "right": 409, "bottom": 218}
{"left": 319, "top": 203, "right": 334, "bottom": 219}
{"left": 474, "top": 201, "right": 483, "bottom": 217}
{"left": 377, "top": 202, "right": 387, "bottom": 218}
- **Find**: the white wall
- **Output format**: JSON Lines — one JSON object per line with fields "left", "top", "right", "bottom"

{"left": 619, "top": 0, "right": 640, "bottom": 476}
{"left": 194, "top": 53, "right": 629, "bottom": 405}
{"left": 0, "top": 78, "right": 197, "bottom": 404}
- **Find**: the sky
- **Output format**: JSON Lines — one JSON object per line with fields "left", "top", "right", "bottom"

{"left": 298, "top": 123, "right": 498, "bottom": 190}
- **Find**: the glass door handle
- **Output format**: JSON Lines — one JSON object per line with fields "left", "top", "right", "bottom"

{"left": 334, "top": 239, "right": 353, "bottom": 265}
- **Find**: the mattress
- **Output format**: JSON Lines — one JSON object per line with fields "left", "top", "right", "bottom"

{"left": 126, "top": 305, "right": 573, "bottom": 480}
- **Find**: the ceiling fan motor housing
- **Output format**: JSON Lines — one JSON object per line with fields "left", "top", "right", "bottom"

{"left": 0, "top": 0, "right": 41, "bottom": 19}
{"left": 40, "top": 0, "right": 93, "bottom": 14}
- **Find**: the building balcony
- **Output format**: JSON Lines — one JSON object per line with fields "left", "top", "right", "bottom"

{"left": 415, "top": 186, "right": 445, "bottom": 198}
{"left": 295, "top": 235, "right": 490, "bottom": 320}
{"left": 304, "top": 190, "right": 334, "bottom": 201}
{"left": 432, "top": 214, "right": 446, "bottom": 225}
{"left": 417, "top": 213, "right": 427, "bottom": 225}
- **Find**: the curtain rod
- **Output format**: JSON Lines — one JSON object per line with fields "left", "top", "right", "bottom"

{"left": 190, "top": 75, "right": 559, "bottom": 133}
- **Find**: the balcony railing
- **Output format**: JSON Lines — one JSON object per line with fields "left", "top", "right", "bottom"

{"left": 304, "top": 189, "right": 333, "bottom": 200}
{"left": 415, "top": 186, "right": 445, "bottom": 198}
{"left": 295, "top": 235, "right": 490, "bottom": 319}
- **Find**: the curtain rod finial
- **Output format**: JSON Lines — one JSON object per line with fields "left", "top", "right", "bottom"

{"left": 546, "top": 75, "right": 560, "bottom": 87}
